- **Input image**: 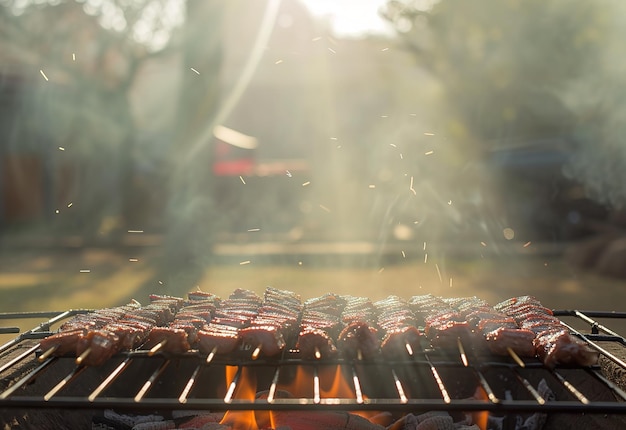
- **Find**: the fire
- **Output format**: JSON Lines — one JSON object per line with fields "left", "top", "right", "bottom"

{"left": 218, "top": 364, "right": 395, "bottom": 429}
{"left": 319, "top": 365, "right": 354, "bottom": 399}
{"left": 471, "top": 386, "right": 489, "bottom": 430}
{"left": 220, "top": 366, "right": 260, "bottom": 430}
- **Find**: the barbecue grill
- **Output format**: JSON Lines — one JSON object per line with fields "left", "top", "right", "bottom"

{"left": 1, "top": 308, "right": 626, "bottom": 429}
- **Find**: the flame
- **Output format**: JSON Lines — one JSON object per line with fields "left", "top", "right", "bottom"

{"left": 471, "top": 386, "right": 489, "bottom": 430}
{"left": 319, "top": 365, "right": 354, "bottom": 398}
{"left": 218, "top": 364, "right": 392, "bottom": 429}
{"left": 220, "top": 366, "right": 260, "bottom": 430}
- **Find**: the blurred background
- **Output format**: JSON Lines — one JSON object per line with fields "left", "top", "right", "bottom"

{"left": 1, "top": 0, "right": 626, "bottom": 331}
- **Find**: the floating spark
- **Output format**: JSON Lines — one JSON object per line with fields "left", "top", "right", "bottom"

{"left": 190, "top": 67, "right": 200, "bottom": 75}
{"left": 40, "top": 70, "right": 49, "bottom": 81}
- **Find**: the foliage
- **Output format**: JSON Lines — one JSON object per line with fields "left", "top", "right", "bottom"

{"left": 383, "top": 0, "right": 609, "bottom": 146}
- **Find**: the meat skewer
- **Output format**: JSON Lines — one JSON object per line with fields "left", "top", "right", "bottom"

{"left": 196, "top": 288, "right": 262, "bottom": 357}
{"left": 337, "top": 296, "right": 380, "bottom": 360}
{"left": 142, "top": 293, "right": 220, "bottom": 355}
{"left": 296, "top": 293, "right": 345, "bottom": 359}
{"left": 495, "top": 296, "right": 599, "bottom": 368}
{"left": 239, "top": 287, "right": 302, "bottom": 358}
{"left": 374, "top": 296, "right": 422, "bottom": 358}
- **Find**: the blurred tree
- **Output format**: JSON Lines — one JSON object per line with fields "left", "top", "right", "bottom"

{"left": 382, "top": 0, "right": 608, "bottom": 147}
{"left": 0, "top": 0, "right": 184, "bottom": 234}
{"left": 162, "top": 0, "right": 225, "bottom": 276}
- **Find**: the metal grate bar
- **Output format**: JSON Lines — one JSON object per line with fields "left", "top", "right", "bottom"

{"left": 0, "top": 343, "right": 40, "bottom": 375}
{"left": 560, "top": 320, "right": 626, "bottom": 369}
{"left": 0, "top": 357, "right": 55, "bottom": 400}
{"left": 0, "top": 310, "right": 90, "bottom": 355}
{"left": 590, "top": 368, "right": 626, "bottom": 402}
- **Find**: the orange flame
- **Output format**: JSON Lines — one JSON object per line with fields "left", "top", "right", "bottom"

{"left": 218, "top": 364, "right": 394, "bottom": 429}
{"left": 472, "top": 386, "right": 489, "bottom": 430}
{"left": 220, "top": 366, "right": 260, "bottom": 430}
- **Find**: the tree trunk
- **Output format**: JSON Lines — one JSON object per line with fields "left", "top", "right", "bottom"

{"left": 163, "top": 0, "right": 224, "bottom": 280}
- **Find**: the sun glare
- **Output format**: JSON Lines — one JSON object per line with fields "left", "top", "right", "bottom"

{"left": 300, "top": 0, "right": 392, "bottom": 37}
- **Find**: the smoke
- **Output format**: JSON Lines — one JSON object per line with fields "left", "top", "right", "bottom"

{"left": 561, "top": 1, "right": 626, "bottom": 210}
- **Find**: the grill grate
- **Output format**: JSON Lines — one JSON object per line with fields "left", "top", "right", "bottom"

{"left": 0, "top": 309, "right": 625, "bottom": 414}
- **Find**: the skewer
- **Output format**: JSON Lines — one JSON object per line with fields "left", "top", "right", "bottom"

{"left": 352, "top": 368, "right": 364, "bottom": 404}
{"left": 179, "top": 365, "right": 201, "bottom": 403}
{"left": 516, "top": 373, "right": 546, "bottom": 405}
{"left": 38, "top": 345, "right": 59, "bottom": 363}
{"left": 391, "top": 369, "right": 408, "bottom": 403}
{"left": 206, "top": 346, "right": 218, "bottom": 364}
{"left": 554, "top": 371, "right": 589, "bottom": 404}
{"left": 251, "top": 344, "right": 262, "bottom": 360}
{"left": 314, "top": 346, "right": 321, "bottom": 359}
{"left": 405, "top": 341, "right": 414, "bottom": 356}
{"left": 75, "top": 347, "right": 92, "bottom": 365}
{"left": 457, "top": 337, "right": 468, "bottom": 367}
{"left": 134, "top": 360, "right": 170, "bottom": 402}
{"left": 89, "top": 358, "right": 131, "bottom": 402}
{"left": 224, "top": 366, "right": 242, "bottom": 404}
{"left": 507, "top": 347, "right": 525, "bottom": 368}
{"left": 313, "top": 367, "right": 321, "bottom": 404}
{"left": 266, "top": 368, "right": 281, "bottom": 403}
{"left": 148, "top": 339, "right": 167, "bottom": 356}
{"left": 424, "top": 353, "right": 451, "bottom": 404}
{"left": 44, "top": 366, "right": 85, "bottom": 401}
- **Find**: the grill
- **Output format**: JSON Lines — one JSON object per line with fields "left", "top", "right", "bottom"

{"left": 1, "top": 309, "right": 626, "bottom": 428}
